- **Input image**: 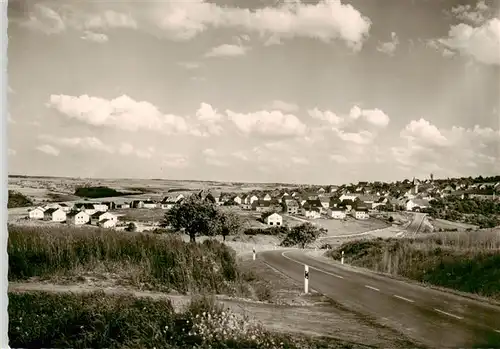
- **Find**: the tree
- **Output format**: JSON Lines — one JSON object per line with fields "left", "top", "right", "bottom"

{"left": 280, "top": 223, "right": 326, "bottom": 249}
{"left": 162, "top": 195, "right": 219, "bottom": 243}
{"left": 216, "top": 210, "right": 242, "bottom": 241}
{"left": 125, "top": 222, "right": 137, "bottom": 232}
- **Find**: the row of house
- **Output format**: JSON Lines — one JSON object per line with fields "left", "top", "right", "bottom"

{"left": 28, "top": 205, "right": 118, "bottom": 228}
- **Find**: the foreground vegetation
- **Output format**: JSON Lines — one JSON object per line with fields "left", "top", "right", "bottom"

{"left": 9, "top": 292, "right": 363, "bottom": 349}
{"left": 8, "top": 225, "right": 263, "bottom": 297}
{"left": 327, "top": 230, "right": 500, "bottom": 300}
{"left": 8, "top": 190, "right": 33, "bottom": 208}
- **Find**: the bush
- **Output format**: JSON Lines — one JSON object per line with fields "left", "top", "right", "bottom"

{"left": 281, "top": 223, "right": 326, "bottom": 249}
{"left": 8, "top": 191, "right": 33, "bottom": 208}
{"left": 74, "top": 186, "right": 127, "bottom": 198}
{"left": 8, "top": 225, "right": 241, "bottom": 294}
{"left": 8, "top": 291, "right": 354, "bottom": 349}
{"left": 244, "top": 226, "right": 289, "bottom": 236}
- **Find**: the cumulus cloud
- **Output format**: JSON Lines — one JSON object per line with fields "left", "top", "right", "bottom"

{"left": 47, "top": 94, "right": 194, "bottom": 135}
{"left": 154, "top": 0, "right": 371, "bottom": 50}
{"left": 349, "top": 106, "right": 390, "bottom": 127}
{"left": 82, "top": 10, "right": 137, "bottom": 30}
{"left": 227, "top": 109, "right": 307, "bottom": 137}
{"left": 119, "top": 143, "right": 155, "bottom": 159}
{"left": 36, "top": 144, "right": 60, "bottom": 156}
{"left": 38, "top": 134, "right": 115, "bottom": 153}
{"left": 162, "top": 154, "right": 189, "bottom": 168}
{"left": 81, "top": 31, "right": 109, "bottom": 43}
{"left": 392, "top": 119, "right": 500, "bottom": 176}
{"left": 269, "top": 100, "right": 299, "bottom": 112}
{"left": 432, "top": 18, "right": 500, "bottom": 65}
{"left": 194, "top": 103, "right": 224, "bottom": 136}
{"left": 376, "top": 32, "right": 399, "bottom": 56}
{"left": 449, "top": 1, "right": 490, "bottom": 25}
{"left": 204, "top": 44, "right": 249, "bottom": 57}
{"left": 308, "top": 108, "right": 343, "bottom": 125}
{"left": 334, "top": 129, "right": 374, "bottom": 145}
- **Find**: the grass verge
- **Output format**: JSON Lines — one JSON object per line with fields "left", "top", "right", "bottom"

{"left": 8, "top": 224, "right": 271, "bottom": 299}
{"left": 325, "top": 230, "right": 500, "bottom": 300}
{"left": 8, "top": 291, "right": 370, "bottom": 349}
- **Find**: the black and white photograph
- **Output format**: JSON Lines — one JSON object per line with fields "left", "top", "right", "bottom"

{"left": 3, "top": 0, "right": 500, "bottom": 347}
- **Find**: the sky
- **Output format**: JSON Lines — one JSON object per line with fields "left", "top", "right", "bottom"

{"left": 6, "top": 0, "right": 500, "bottom": 185}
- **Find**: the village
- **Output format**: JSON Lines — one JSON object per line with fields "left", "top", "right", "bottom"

{"left": 22, "top": 176, "right": 500, "bottom": 230}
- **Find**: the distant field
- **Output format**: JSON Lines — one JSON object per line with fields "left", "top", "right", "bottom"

{"left": 113, "top": 208, "right": 165, "bottom": 223}
{"left": 304, "top": 217, "right": 389, "bottom": 236}
{"left": 429, "top": 218, "right": 479, "bottom": 232}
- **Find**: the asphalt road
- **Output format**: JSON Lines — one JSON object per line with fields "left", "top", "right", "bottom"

{"left": 405, "top": 212, "right": 426, "bottom": 236}
{"left": 259, "top": 249, "right": 500, "bottom": 348}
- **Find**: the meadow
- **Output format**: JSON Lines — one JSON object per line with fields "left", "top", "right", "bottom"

{"left": 326, "top": 229, "right": 500, "bottom": 300}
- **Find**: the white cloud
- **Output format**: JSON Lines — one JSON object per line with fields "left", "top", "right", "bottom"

{"left": 36, "top": 144, "right": 60, "bottom": 156}
{"left": 400, "top": 118, "right": 448, "bottom": 147}
{"left": 434, "top": 18, "right": 500, "bottom": 65}
{"left": 450, "top": 1, "right": 489, "bottom": 25}
{"left": 38, "top": 134, "right": 115, "bottom": 153}
{"left": 194, "top": 103, "right": 224, "bottom": 136}
{"left": 334, "top": 129, "right": 374, "bottom": 145}
{"left": 291, "top": 156, "right": 309, "bottom": 165}
{"left": 82, "top": 10, "right": 137, "bottom": 30}
{"left": 8, "top": 148, "right": 16, "bottom": 156}
{"left": 377, "top": 32, "right": 399, "bottom": 56}
{"left": 349, "top": 106, "right": 390, "bottom": 127}
{"left": 232, "top": 151, "right": 249, "bottom": 161}
{"left": 81, "top": 31, "right": 109, "bottom": 43}
{"left": 227, "top": 109, "right": 307, "bottom": 137}
{"left": 269, "top": 100, "right": 299, "bottom": 112}
{"left": 178, "top": 61, "right": 201, "bottom": 69}
{"left": 308, "top": 108, "right": 343, "bottom": 125}
{"left": 47, "top": 94, "right": 194, "bottom": 135}
{"left": 162, "top": 154, "right": 189, "bottom": 168}
{"left": 153, "top": 0, "right": 371, "bottom": 50}
{"left": 204, "top": 44, "right": 249, "bottom": 57}
{"left": 21, "top": 4, "right": 66, "bottom": 34}
{"left": 202, "top": 148, "right": 217, "bottom": 157}
{"left": 119, "top": 143, "right": 155, "bottom": 159}
{"left": 330, "top": 154, "right": 348, "bottom": 163}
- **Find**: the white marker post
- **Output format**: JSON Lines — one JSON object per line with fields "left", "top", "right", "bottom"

{"left": 253, "top": 246, "right": 256, "bottom": 261}
{"left": 304, "top": 265, "right": 309, "bottom": 294}
{"left": 341, "top": 250, "right": 344, "bottom": 265}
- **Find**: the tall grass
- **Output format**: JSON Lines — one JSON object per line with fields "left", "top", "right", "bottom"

{"left": 8, "top": 224, "right": 241, "bottom": 294}
{"left": 326, "top": 229, "right": 500, "bottom": 300}
{"left": 8, "top": 291, "right": 365, "bottom": 349}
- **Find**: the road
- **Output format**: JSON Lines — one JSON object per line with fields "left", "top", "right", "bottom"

{"left": 404, "top": 212, "right": 426, "bottom": 236}
{"left": 258, "top": 249, "right": 500, "bottom": 348}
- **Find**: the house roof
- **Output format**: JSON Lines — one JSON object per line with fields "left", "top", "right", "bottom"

{"left": 319, "top": 196, "right": 330, "bottom": 203}
{"left": 329, "top": 207, "right": 345, "bottom": 211}
{"left": 266, "top": 212, "right": 282, "bottom": 219}
{"left": 91, "top": 211, "right": 106, "bottom": 218}
{"left": 252, "top": 200, "right": 271, "bottom": 207}
{"left": 284, "top": 199, "right": 299, "bottom": 207}
{"left": 67, "top": 211, "right": 88, "bottom": 218}
{"left": 44, "top": 208, "right": 59, "bottom": 215}
{"left": 143, "top": 200, "right": 156, "bottom": 204}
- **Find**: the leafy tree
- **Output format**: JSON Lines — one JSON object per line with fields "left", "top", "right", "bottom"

{"left": 125, "top": 222, "right": 137, "bottom": 232}
{"left": 162, "top": 195, "right": 219, "bottom": 243}
{"left": 205, "top": 193, "right": 216, "bottom": 204}
{"left": 8, "top": 191, "right": 33, "bottom": 208}
{"left": 280, "top": 223, "right": 326, "bottom": 249}
{"left": 216, "top": 210, "right": 242, "bottom": 241}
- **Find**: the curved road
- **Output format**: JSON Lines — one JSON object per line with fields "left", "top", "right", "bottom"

{"left": 258, "top": 249, "right": 500, "bottom": 348}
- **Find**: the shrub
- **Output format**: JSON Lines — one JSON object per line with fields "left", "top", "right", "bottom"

{"left": 281, "top": 223, "right": 326, "bottom": 248}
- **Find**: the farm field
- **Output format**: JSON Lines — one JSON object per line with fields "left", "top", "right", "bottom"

{"left": 288, "top": 216, "right": 390, "bottom": 237}
{"left": 428, "top": 218, "right": 479, "bottom": 231}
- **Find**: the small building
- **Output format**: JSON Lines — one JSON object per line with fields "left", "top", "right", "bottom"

{"left": 102, "top": 201, "right": 116, "bottom": 210}
{"left": 75, "top": 203, "right": 98, "bottom": 216}
{"left": 59, "top": 203, "right": 71, "bottom": 212}
{"left": 143, "top": 200, "right": 157, "bottom": 209}
{"left": 90, "top": 211, "right": 118, "bottom": 226}
{"left": 265, "top": 212, "right": 283, "bottom": 226}
{"left": 263, "top": 193, "right": 272, "bottom": 201}
{"left": 131, "top": 200, "right": 145, "bottom": 209}
{"left": 353, "top": 208, "right": 369, "bottom": 220}
{"left": 66, "top": 211, "right": 90, "bottom": 225}
{"left": 116, "top": 202, "right": 130, "bottom": 209}
{"left": 43, "top": 208, "right": 66, "bottom": 222}
{"left": 93, "top": 203, "right": 108, "bottom": 212}
{"left": 233, "top": 195, "right": 242, "bottom": 205}
{"left": 406, "top": 199, "right": 430, "bottom": 212}
{"left": 283, "top": 199, "right": 299, "bottom": 215}
{"left": 28, "top": 207, "right": 45, "bottom": 220}
{"left": 99, "top": 218, "right": 116, "bottom": 228}
{"left": 249, "top": 195, "right": 259, "bottom": 204}
{"left": 303, "top": 208, "right": 321, "bottom": 219}
{"left": 241, "top": 203, "right": 252, "bottom": 210}
{"left": 319, "top": 196, "right": 330, "bottom": 209}
{"left": 252, "top": 200, "right": 272, "bottom": 212}
{"left": 328, "top": 207, "right": 346, "bottom": 220}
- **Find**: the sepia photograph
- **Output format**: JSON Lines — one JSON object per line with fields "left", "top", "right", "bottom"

{"left": 3, "top": 0, "right": 500, "bottom": 347}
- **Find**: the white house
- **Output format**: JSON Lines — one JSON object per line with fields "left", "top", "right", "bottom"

{"left": 353, "top": 208, "right": 369, "bottom": 220}
{"left": 283, "top": 199, "right": 299, "bottom": 214}
{"left": 99, "top": 218, "right": 116, "bottom": 228}
{"left": 28, "top": 207, "right": 45, "bottom": 220}
{"left": 249, "top": 195, "right": 259, "bottom": 204}
{"left": 263, "top": 194, "right": 272, "bottom": 201}
{"left": 91, "top": 211, "right": 117, "bottom": 226}
{"left": 58, "top": 203, "right": 71, "bottom": 212}
{"left": 406, "top": 199, "right": 430, "bottom": 212}
{"left": 233, "top": 195, "right": 242, "bottom": 205}
{"left": 43, "top": 203, "right": 62, "bottom": 210}
{"left": 339, "top": 193, "right": 358, "bottom": 202}
{"left": 328, "top": 208, "right": 346, "bottom": 220}
{"left": 175, "top": 194, "right": 185, "bottom": 202}
{"left": 319, "top": 197, "right": 330, "bottom": 209}
{"left": 66, "top": 211, "right": 90, "bottom": 225}
{"left": 116, "top": 202, "right": 130, "bottom": 209}
{"left": 302, "top": 208, "right": 321, "bottom": 219}
{"left": 265, "top": 212, "right": 283, "bottom": 226}
{"left": 143, "top": 201, "right": 157, "bottom": 209}
{"left": 93, "top": 203, "right": 108, "bottom": 212}
{"left": 43, "top": 208, "right": 66, "bottom": 222}
{"left": 160, "top": 202, "right": 175, "bottom": 210}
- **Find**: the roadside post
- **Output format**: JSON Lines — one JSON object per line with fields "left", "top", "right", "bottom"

{"left": 253, "top": 246, "right": 256, "bottom": 261}
{"left": 304, "top": 265, "right": 309, "bottom": 294}
{"left": 341, "top": 250, "right": 344, "bottom": 265}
